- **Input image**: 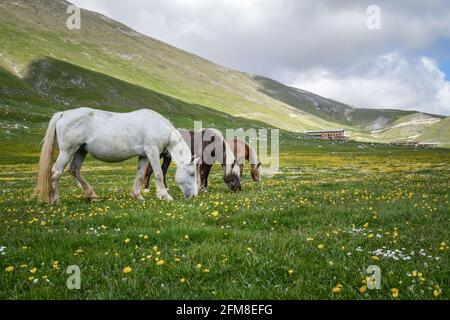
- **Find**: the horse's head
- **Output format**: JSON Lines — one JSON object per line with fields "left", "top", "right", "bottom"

{"left": 251, "top": 162, "right": 262, "bottom": 182}
{"left": 223, "top": 161, "right": 241, "bottom": 192}
{"left": 175, "top": 155, "right": 199, "bottom": 198}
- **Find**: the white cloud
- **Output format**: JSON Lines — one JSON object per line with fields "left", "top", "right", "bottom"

{"left": 290, "top": 52, "right": 450, "bottom": 115}
{"left": 71, "top": 0, "right": 450, "bottom": 115}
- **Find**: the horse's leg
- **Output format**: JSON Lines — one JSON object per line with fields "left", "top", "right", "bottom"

{"left": 50, "top": 149, "right": 76, "bottom": 204}
{"left": 199, "top": 164, "right": 212, "bottom": 193}
{"left": 131, "top": 156, "right": 148, "bottom": 201}
{"left": 142, "top": 162, "right": 153, "bottom": 193}
{"left": 69, "top": 148, "right": 98, "bottom": 202}
{"left": 146, "top": 149, "right": 173, "bottom": 201}
{"left": 161, "top": 153, "right": 172, "bottom": 189}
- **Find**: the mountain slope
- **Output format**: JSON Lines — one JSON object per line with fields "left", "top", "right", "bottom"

{"left": 0, "top": 0, "right": 337, "bottom": 132}
{"left": 417, "top": 117, "right": 450, "bottom": 147}
{"left": 253, "top": 76, "right": 446, "bottom": 141}
{"left": 0, "top": 0, "right": 448, "bottom": 146}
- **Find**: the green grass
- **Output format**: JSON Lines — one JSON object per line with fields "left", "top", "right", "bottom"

{"left": 0, "top": 140, "right": 448, "bottom": 299}
{"left": 0, "top": 0, "right": 448, "bottom": 300}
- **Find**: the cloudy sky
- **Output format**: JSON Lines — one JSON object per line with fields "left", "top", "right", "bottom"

{"left": 71, "top": 0, "right": 450, "bottom": 115}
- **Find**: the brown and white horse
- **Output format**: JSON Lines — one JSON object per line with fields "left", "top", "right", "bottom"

{"left": 227, "top": 138, "right": 261, "bottom": 182}
{"left": 143, "top": 128, "right": 241, "bottom": 193}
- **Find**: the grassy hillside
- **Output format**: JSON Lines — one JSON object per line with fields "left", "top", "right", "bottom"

{"left": 0, "top": 0, "right": 336, "bottom": 134}
{"left": 0, "top": 0, "right": 447, "bottom": 146}
{"left": 418, "top": 117, "right": 450, "bottom": 147}
{"left": 254, "top": 76, "right": 447, "bottom": 142}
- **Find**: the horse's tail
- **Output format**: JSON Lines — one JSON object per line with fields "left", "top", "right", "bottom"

{"left": 36, "top": 112, "right": 64, "bottom": 203}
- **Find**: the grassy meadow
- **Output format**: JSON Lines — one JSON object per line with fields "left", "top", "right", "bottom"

{"left": 0, "top": 139, "right": 448, "bottom": 300}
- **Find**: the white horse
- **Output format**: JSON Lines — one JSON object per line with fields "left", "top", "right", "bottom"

{"left": 36, "top": 107, "right": 198, "bottom": 204}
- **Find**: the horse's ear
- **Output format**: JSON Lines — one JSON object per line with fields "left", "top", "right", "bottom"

{"left": 257, "top": 163, "right": 262, "bottom": 168}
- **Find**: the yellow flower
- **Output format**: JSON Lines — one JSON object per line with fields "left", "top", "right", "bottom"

{"left": 153, "top": 246, "right": 158, "bottom": 252}
{"left": 28, "top": 276, "right": 35, "bottom": 282}
{"left": 180, "top": 278, "right": 186, "bottom": 283}
{"left": 156, "top": 260, "right": 165, "bottom": 266}
{"left": 123, "top": 266, "right": 132, "bottom": 273}
{"left": 210, "top": 211, "right": 219, "bottom": 218}
{"left": 5, "top": 266, "right": 14, "bottom": 272}
{"left": 143, "top": 235, "right": 148, "bottom": 240}
{"left": 433, "top": 289, "right": 441, "bottom": 297}
{"left": 332, "top": 286, "right": 342, "bottom": 294}
{"left": 203, "top": 268, "right": 210, "bottom": 273}
{"left": 288, "top": 269, "right": 295, "bottom": 275}
{"left": 317, "top": 244, "right": 325, "bottom": 250}
{"left": 30, "top": 268, "right": 37, "bottom": 274}
{"left": 306, "top": 237, "right": 314, "bottom": 242}
{"left": 367, "top": 234, "right": 374, "bottom": 239}
{"left": 391, "top": 288, "right": 399, "bottom": 298}
{"left": 124, "top": 239, "right": 130, "bottom": 244}
{"left": 412, "top": 271, "right": 418, "bottom": 277}
{"left": 184, "top": 235, "right": 189, "bottom": 240}
{"left": 359, "top": 286, "right": 367, "bottom": 294}
{"left": 246, "top": 247, "right": 253, "bottom": 253}
{"left": 363, "top": 222, "right": 369, "bottom": 229}
{"left": 371, "top": 256, "right": 380, "bottom": 261}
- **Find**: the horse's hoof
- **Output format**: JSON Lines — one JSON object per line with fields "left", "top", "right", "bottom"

{"left": 159, "top": 194, "right": 173, "bottom": 201}
{"left": 200, "top": 188, "right": 208, "bottom": 193}
{"left": 136, "top": 195, "right": 145, "bottom": 201}
{"left": 143, "top": 189, "right": 150, "bottom": 194}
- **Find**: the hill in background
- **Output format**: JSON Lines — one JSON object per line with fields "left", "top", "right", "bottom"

{"left": 0, "top": 0, "right": 448, "bottom": 149}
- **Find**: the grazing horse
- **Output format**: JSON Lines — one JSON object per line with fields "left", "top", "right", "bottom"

{"left": 36, "top": 108, "right": 198, "bottom": 204}
{"left": 143, "top": 128, "right": 241, "bottom": 193}
{"left": 227, "top": 138, "right": 262, "bottom": 182}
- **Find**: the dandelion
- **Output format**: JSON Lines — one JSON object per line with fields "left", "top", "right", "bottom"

{"left": 180, "top": 278, "right": 186, "bottom": 283}
{"left": 433, "top": 285, "right": 441, "bottom": 297}
{"left": 332, "top": 284, "right": 343, "bottom": 294}
{"left": 184, "top": 235, "right": 189, "bottom": 240}
{"left": 306, "top": 237, "right": 314, "bottom": 242}
{"left": 5, "top": 266, "right": 14, "bottom": 272}
{"left": 317, "top": 244, "right": 325, "bottom": 250}
{"left": 246, "top": 247, "right": 253, "bottom": 253}
{"left": 359, "top": 286, "right": 367, "bottom": 294}
{"left": 203, "top": 268, "right": 210, "bottom": 273}
{"left": 288, "top": 269, "right": 295, "bottom": 275}
{"left": 371, "top": 256, "right": 380, "bottom": 261}
{"left": 367, "top": 234, "right": 374, "bottom": 239}
{"left": 30, "top": 268, "right": 37, "bottom": 274}
{"left": 391, "top": 288, "right": 399, "bottom": 298}
{"left": 124, "top": 239, "right": 130, "bottom": 244}
{"left": 363, "top": 222, "right": 369, "bottom": 229}
{"left": 156, "top": 260, "right": 165, "bottom": 266}
{"left": 143, "top": 235, "right": 148, "bottom": 240}
{"left": 210, "top": 211, "right": 219, "bottom": 218}
{"left": 123, "top": 266, "right": 132, "bottom": 273}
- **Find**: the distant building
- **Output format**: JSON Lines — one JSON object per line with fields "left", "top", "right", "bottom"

{"left": 305, "top": 129, "right": 348, "bottom": 141}
{"left": 392, "top": 141, "right": 439, "bottom": 148}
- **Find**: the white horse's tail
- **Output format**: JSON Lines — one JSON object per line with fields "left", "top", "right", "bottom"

{"left": 36, "top": 112, "right": 64, "bottom": 203}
